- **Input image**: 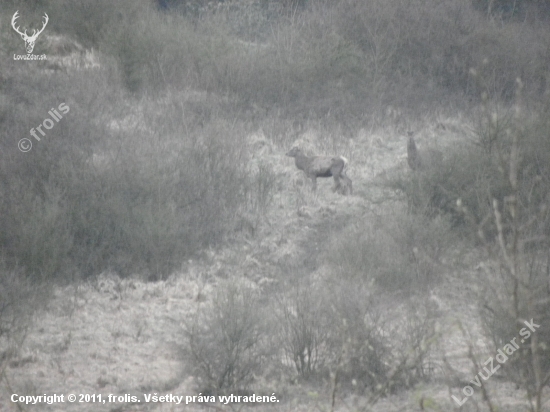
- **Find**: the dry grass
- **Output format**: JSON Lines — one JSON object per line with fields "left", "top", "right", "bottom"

{"left": 2, "top": 1, "right": 550, "bottom": 410}
{"left": 2, "top": 106, "right": 546, "bottom": 411}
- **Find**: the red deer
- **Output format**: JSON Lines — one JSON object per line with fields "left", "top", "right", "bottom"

{"left": 286, "top": 147, "right": 352, "bottom": 195}
{"left": 407, "top": 131, "right": 443, "bottom": 171}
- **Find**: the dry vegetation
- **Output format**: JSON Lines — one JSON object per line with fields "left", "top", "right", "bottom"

{"left": 1, "top": 0, "right": 550, "bottom": 411}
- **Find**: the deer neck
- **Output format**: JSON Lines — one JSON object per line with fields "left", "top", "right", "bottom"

{"left": 294, "top": 154, "right": 310, "bottom": 171}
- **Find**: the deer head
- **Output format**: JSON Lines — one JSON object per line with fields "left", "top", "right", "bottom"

{"left": 12, "top": 11, "right": 49, "bottom": 54}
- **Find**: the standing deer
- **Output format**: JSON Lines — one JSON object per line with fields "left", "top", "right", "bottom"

{"left": 286, "top": 147, "right": 353, "bottom": 195}
{"left": 407, "top": 131, "right": 443, "bottom": 171}
{"left": 11, "top": 11, "right": 49, "bottom": 54}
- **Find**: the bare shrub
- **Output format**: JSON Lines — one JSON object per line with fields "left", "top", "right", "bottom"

{"left": 49, "top": 0, "right": 236, "bottom": 94}
{"left": 25, "top": 0, "right": 550, "bottom": 116}
{"left": 0, "top": 268, "right": 47, "bottom": 372}
{"left": 184, "top": 280, "right": 266, "bottom": 393}
{"left": 398, "top": 97, "right": 550, "bottom": 240}
{"left": 240, "top": 162, "right": 278, "bottom": 237}
{"left": 274, "top": 281, "right": 395, "bottom": 391}
{"left": 389, "top": 165, "right": 463, "bottom": 223}
{"left": 14, "top": 185, "right": 74, "bottom": 279}
{"left": 0, "top": 68, "right": 105, "bottom": 281}
{"left": 229, "top": 4, "right": 368, "bottom": 120}
{"left": 462, "top": 93, "right": 550, "bottom": 411}
{"left": 325, "top": 210, "right": 453, "bottom": 293}
{"left": 276, "top": 285, "right": 331, "bottom": 379}
{"left": 318, "top": 279, "right": 439, "bottom": 400}
{"left": 0, "top": 57, "right": 251, "bottom": 280}
{"left": 324, "top": 280, "right": 390, "bottom": 392}
{"left": 389, "top": 131, "right": 506, "bottom": 230}
{"left": 46, "top": 0, "right": 149, "bottom": 49}
{"left": 69, "top": 118, "right": 249, "bottom": 278}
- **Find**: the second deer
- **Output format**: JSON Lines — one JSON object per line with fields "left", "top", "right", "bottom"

{"left": 407, "top": 131, "right": 443, "bottom": 171}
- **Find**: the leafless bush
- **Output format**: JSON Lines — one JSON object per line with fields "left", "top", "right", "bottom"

{"left": 0, "top": 59, "right": 251, "bottom": 279}
{"left": 276, "top": 286, "right": 331, "bottom": 379}
{"left": 319, "top": 279, "right": 439, "bottom": 400}
{"left": 184, "top": 280, "right": 267, "bottom": 393}
{"left": 325, "top": 210, "right": 453, "bottom": 293}
{"left": 462, "top": 92, "right": 550, "bottom": 412}
{"left": 0, "top": 268, "right": 47, "bottom": 374}
{"left": 244, "top": 162, "right": 278, "bottom": 231}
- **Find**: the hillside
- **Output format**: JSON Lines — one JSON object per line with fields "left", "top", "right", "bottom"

{"left": 1, "top": 1, "right": 550, "bottom": 411}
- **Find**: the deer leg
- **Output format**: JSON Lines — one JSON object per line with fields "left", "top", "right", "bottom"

{"left": 311, "top": 176, "right": 317, "bottom": 192}
{"left": 332, "top": 175, "right": 341, "bottom": 193}
{"left": 342, "top": 174, "right": 353, "bottom": 195}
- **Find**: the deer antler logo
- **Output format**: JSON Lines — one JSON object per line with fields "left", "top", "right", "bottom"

{"left": 11, "top": 11, "right": 49, "bottom": 54}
